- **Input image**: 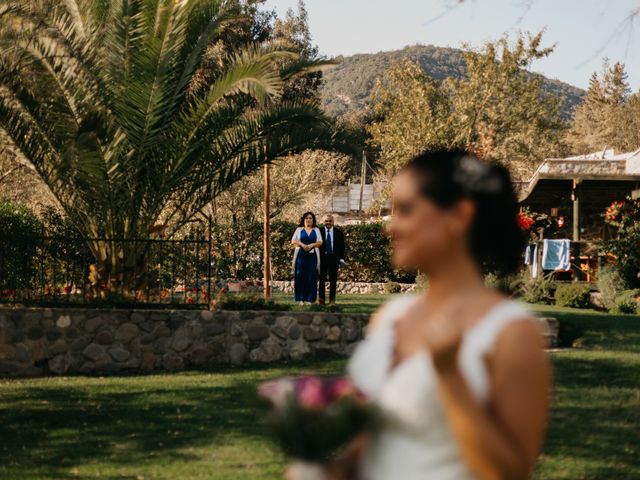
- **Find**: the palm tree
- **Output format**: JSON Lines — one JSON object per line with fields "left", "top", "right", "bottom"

{"left": 0, "top": 0, "right": 337, "bottom": 290}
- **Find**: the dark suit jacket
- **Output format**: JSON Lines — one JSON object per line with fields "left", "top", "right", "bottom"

{"left": 319, "top": 226, "right": 345, "bottom": 263}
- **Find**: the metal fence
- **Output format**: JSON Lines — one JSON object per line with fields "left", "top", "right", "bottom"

{"left": 0, "top": 234, "right": 212, "bottom": 308}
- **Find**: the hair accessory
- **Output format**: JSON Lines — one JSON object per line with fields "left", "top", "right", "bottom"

{"left": 453, "top": 155, "right": 502, "bottom": 194}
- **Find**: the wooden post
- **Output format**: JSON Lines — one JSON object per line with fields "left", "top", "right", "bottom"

{"left": 263, "top": 162, "right": 271, "bottom": 299}
{"left": 358, "top": 151, "right": 366, "bottom": 212}
{"left": 572, "top": 179, "right": 581, "bottom": 282}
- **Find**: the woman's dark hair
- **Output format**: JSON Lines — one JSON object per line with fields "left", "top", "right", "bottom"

{"left": 402, "top": 149, "right": 525, "bottom": 275}
{"left": 298, "top": 211, "right": 317, "bottom": 228}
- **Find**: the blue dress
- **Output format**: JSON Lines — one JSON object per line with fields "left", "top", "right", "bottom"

{"left": 294, "top": 229, "right": 318, "bottom": 302}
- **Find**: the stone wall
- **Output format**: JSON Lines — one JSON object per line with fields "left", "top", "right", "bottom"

{"left": 0, "top": 307, "right": 560, "bottom": 378}
{"left": 0, "top": 308, "right": 368, "bottom": 378}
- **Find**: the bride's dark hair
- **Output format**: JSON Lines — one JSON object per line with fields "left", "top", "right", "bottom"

{"left": 402, "top": 149, "right": 525, "bottom": 275}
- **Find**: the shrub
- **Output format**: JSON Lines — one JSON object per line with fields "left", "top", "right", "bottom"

{"left": 213, "top": 220, "right": 416, "bottom": 283}
{"left": 270, "top": 220, "right": 298, "bottom": 281}
{"left": 554, "top": 283, "right": 592, "bottom": 309}
{"left": 485, "top": 272, "right": 518, "bottom": 296}
{"left": 0, "top": 201, "right": 42, "bottom": 292}
{"left": 597, "top": 266, "right": 628, "bottom": 311}
{"left": 513, "top": 272, "right": 555, "bottom": 304}
{"left": 383, "top": 281, "right": 401, "bottom": 294}
{"left": 340, "top": 222, "right": 415, "bottom": 283}
{"left": 611, "top": 290, "right": 639, "bottom": 315}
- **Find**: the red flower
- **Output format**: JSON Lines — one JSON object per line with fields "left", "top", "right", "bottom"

{"left": 606, "top": 201, "right": 625, "bottom": 223}
{"left": 517, "top": 212, "right": 535, "bottom": 231}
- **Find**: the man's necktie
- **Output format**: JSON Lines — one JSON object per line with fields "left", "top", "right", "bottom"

{"left": 326, "top": 230, "right": 332, "bottom": 254}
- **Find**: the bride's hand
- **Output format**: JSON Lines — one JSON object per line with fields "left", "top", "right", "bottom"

{"left": 422, "top": 302, "right": 464, "bottom": 373}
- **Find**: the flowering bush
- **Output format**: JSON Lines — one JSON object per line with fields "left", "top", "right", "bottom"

{"left": 257, "top": 376, "right": 375, "bottom": 463}
{"left": 605, "top": 201, "right": 625, "bottom": 224}
{"left": 601, "top": 197, "right": 640, "bottom": 288}
{"left": 516, "top": 207, "right": 567, "bottom": 241}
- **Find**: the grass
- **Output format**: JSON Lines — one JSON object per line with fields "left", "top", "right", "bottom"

{"left": 0, "top": 300, "right": 639, "bottom": 479}
{"left": 528, "top": 304, "right": 640, "bottom": 479}
{"left": 270, "top": 291, "right": 388, "bottom": 314}
{"left": 0, "top": 361, "right": 344, "bottom": 480}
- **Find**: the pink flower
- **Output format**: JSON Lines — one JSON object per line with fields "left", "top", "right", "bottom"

{"left": 296, "top": 376, "right": 327, "bottom": 409}
{"left": 258, "top": 379, "right": 295, "bottom": 409}
{"left": 328, "top": 377, "right": 356, "bottom": 401}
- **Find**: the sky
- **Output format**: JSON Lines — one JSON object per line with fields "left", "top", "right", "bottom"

{"left": 263, "top": 0, "right": 640, "bottom": 91}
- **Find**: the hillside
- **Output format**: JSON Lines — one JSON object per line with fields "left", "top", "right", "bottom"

{"left": 320, "top": 44, "right": 584, "bottom": 119}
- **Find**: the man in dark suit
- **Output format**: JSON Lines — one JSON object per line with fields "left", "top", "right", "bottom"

{"left": 318, "top": 214, "right": 346, "bottom": 304}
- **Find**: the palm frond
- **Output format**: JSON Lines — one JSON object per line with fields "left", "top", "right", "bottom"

{"left": 0, "top": 0, "right": 343, "bottom": 244}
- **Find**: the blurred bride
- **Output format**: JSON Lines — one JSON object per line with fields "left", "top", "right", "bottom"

{"left": 301, "top": 150, "right": 551, "bottom": 480}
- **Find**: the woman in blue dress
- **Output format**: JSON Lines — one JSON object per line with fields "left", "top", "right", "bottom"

{"left": 291, "top": 212, "right": 323, "bottom": 304}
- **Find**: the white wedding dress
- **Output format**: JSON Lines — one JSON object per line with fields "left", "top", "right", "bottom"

{"left": 348, "top": 295, "right": 532, "bottom": 480}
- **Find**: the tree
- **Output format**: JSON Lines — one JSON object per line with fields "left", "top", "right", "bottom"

{"left": 450, "top": 32, "right": 566, "bottom": 177}
{"left": 367, "top": 32, "right": 566, "bottom": 183}
{"left": 367, "top": 59, "right": 455, "bottom": 182}
{"left": 272, "top": 0, "right": 324, "bottom": 103}
{"left": 567, "top": 60, "right": 639, "bottom": 154}
{"left": 0, "top": 0, "right": 337, "bottom": 289}
{"left": 215, "top": 150, "right": 348, "bottom": 221}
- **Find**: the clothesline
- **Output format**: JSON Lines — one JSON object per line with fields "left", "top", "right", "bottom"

{"left": 525, "top": 239, "right": 602, "bottom": 278}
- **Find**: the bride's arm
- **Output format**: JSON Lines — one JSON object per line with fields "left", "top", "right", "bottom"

{"left": 429, "top": 319, "right": 551, "bottom": 480}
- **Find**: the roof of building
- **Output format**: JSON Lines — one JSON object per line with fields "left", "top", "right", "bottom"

{"left": 517, "top": 148, "right": 640, "bottom": 202}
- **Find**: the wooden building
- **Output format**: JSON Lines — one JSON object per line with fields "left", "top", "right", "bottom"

{"left": 517, "top": 149, "right": 640, "bottom": 280}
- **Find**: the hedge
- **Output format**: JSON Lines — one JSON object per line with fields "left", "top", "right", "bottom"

{"left": 0, "top": 201, "right": 42, "bottom": 291}
{"left": 211, "top": 220, "right": 416, "bottom": 283}
{"left": 0, "top": 201, "right": 415, "bottom": 286}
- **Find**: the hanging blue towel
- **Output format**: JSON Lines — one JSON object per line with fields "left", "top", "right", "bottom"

{"left": 542, "top": 239, "right": 571, "bottom": 271}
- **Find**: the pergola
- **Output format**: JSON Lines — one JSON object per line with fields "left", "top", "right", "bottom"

{"left": 517, "top": 149, "right": 640, "bottom": 280}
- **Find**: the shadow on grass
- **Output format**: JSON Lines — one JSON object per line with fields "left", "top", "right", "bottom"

{"left": 0, "top": 377, "right": 265, "bottom": 478}
{"left": 0, "top": 359, "right": 347, "bottom": 479}
{"left": 536, "top": 352, "right": 640, "bottom": 479}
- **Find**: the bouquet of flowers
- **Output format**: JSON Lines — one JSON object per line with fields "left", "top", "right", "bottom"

{"left": 258, "top": 375, "right": 375, "bottom": 478}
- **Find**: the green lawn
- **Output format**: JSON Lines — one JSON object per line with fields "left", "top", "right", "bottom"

{"left": 0, "top": 302, "right": 639, "bottom": 479}
{"left": 271, "top": 291, "right": 388, "bottom": 314}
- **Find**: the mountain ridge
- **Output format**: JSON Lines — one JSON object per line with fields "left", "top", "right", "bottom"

{"left": 319, "top": 44, "right": 585, "bottom": 119}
